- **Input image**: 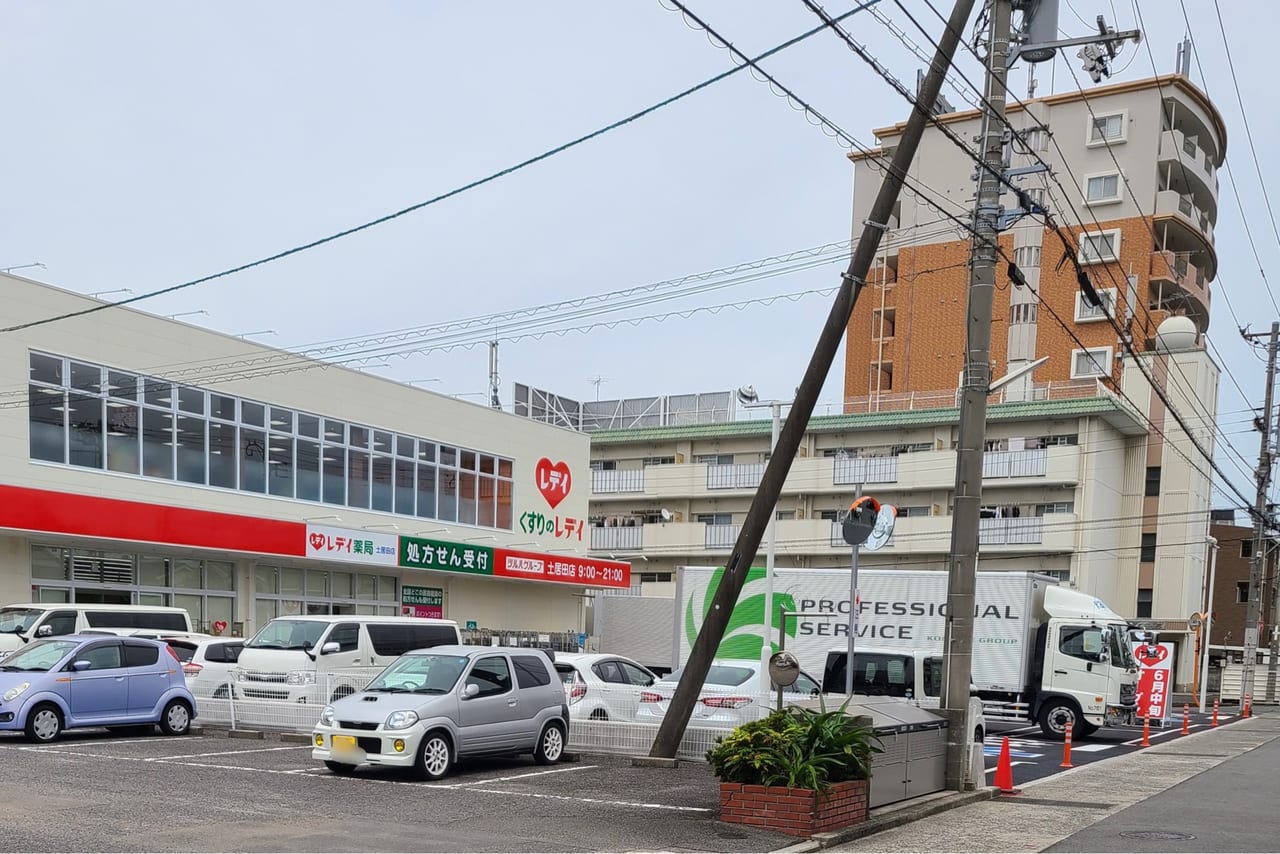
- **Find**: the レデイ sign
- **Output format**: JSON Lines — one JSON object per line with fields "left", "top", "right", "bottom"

{"left": 1132, "top": 640, "right": 1175, "bottom": 722}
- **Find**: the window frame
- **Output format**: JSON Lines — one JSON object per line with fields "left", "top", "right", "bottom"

{"left": 466, "top": 655, "right": 513, "bottom": 698}
{"left": 1083, "top": 171, "right": 1123, "bottom": 205}
{"left": 1087, "top": 110, "right": 1127, "bottom": 146}
{"left": 1070, "top": 346, "right": 1113, "bottom": 379}
{"left": 1074, "top": 288, "right": 1117, "bottom": 323}
{"left": 1077, "top": 229, "right": 1122, "bottom": 264}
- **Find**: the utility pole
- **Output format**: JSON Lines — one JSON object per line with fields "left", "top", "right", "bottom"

{"left": 939, "top": 0, "right": 1011, "bottom": 792}
{"left": 647, "top": 0, "right": 978, "bottom": 759}
{"left": 1241, "top": 322, "right": 1279, "bottom": 711}
{"left": 1267, "top": 537, "right": 1279, "bottom": 702}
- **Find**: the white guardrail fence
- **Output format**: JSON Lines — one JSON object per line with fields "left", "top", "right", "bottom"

{"left": 191, "top": 670, "right": 792, "bottom": 762}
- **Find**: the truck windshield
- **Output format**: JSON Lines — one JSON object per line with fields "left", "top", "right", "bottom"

{"left": 0, "top": 608, "right": 43, "bottom": 635}
{"left": 246, "top": 620, "right": 327, "bottom": 650}
{"left": 1110, "top": 626, "right": 1135, "bottom": 667}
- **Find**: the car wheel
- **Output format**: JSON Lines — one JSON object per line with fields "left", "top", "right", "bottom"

{"left": 415, "top": 730, "right": 454, "bottom": 781}
{"left": 159, "top": 699, "right": 192, "bottom": 736}
{"left": 588, "top": 708, "right": 609, "bottom": 721}
{"left": 533, "top": 722, "right": 566, "bottom": 765}
{"left": 1037, "top": 699, "right": 1079, "bottom": 741}
{"left": 325, "top": 760, "right": 357, "bottom": 776}
{"left": 25, "top": 703, "right": 62, "bottom": 744}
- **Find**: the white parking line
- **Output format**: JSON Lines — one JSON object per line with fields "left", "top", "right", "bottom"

{"left": 145, "top": 745, "right": 311, "bottom": 762}
{"left": 460, "top": 786, "right": 712, "bottom": 812}
{"left": 17, "top": 736, "right": 204, "bottom": 749}
{"left": 455, "top": 765, "right": 596, "bottom": 785}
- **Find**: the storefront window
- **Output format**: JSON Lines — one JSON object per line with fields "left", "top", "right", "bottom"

{"left": 358, "top": 574, "right": 376, "bottom": 599}
{"left": 139, "top": 556, "right": 169, "bottom": 587}
{"left": 206, "top": 561, "right": 235, "bottom": 591}
{"left": 31, "top": 547, "right": 68, "bottom": 580}
{"left": 379, "top": 576, "right": 397, "bottom": 602}
{"left": 172, "top": 559, "right": 202, "bottom": 590}
{"left": 255, "top": 599, "right": 277, "bottom": 628}
{"left": 306, "top": 570, "right": 327, "bottom": 597}
{"left": 331, "top": 572, "right": 352, "bottom": 598}
{"left": 279, "top": 568, "right": 304, "bottom": 597}
{"left": 26, "top": 351, "right": 518, "bottom": 530}
{"left": 254, "top": 566, "right": 277, "bottom": 594}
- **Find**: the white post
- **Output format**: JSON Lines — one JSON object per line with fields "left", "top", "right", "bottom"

{"left": 761, "top": 403, "right": 781, "bottom": 694}
{"left": 1199, "top": 536, "right": 1218, "bottom": 714}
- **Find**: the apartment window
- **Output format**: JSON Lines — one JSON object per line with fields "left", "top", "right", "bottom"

{"left": 1145, "top": 466, "right": 1161, "bottom": 497}
{"left": 1025, "top": 186, "right": 1048, "bottom": 208}
{"left": 696, "top": 513, "right": 732, "bottom": 526}
{"left": 641, "top": 456, "right": 675, "bottom": 467}
{"left": 1075, "top": 288, "right": 1116, "bottom": 322}
{"left": 639, "top": 572, "right": 673, "bottom": 583}
{"left": 1034, "top": 502, "right": 1074, "bottom": 516}
{"left": 695, "top": 454, "right": 733, "bottom": 465}
{"left": 819, "top": 510, "right": 841, "bottom": 522}
{"left": 1078, "top": 229, "right": 1121, "bottom": 264}
{"left": 1140, "top": 533, "right": 1156, "bottom": 563}
{"left": 1241, "top": 540, "right": 1254, "bottom": 559}
{"left": 775, "top": 510, "right": 796, "bottom": 521}
{"left": 1136, "top": 588, "right": 1153, "bottom": 619}
{"left": 1013, "top": 245, "right": 1041, "bottom": 268}
{"left": 1022, "top": 126, "right": 1050, "bottom": 152}
{"left": 1237, "top": 581, "right": 1251, "bottom": 604}
{"left": 897, "top": 506, "right": 932, "bottom": 517}
{"left": 1071, "top": 347, "right": 1112, "bottom": 379}
{"left": 1037, "top": 434, "right": 1079, "bottom": 447}
{"left": 1010, "top": 303, "right": 1038, "bottom": 324}
{"left": 1084, "top": 173, "right": 1122, "bottom": 204}
{"left": 1089, "top": 112, "right": 1126, "bottom": 145}
{"left": 589, "top": 460, "right": 617, "bottom": 471}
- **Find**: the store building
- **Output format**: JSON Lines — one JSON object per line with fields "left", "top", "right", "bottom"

{"left": 1, "top": 273, "right": 628, "bottom": 640}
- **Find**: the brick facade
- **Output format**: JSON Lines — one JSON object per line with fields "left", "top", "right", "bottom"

{"left": 1208, "top": 522, "right": 1270, "bottom": 647}
{"left": 718, "top": 780, "right": 869, "bottom": 837}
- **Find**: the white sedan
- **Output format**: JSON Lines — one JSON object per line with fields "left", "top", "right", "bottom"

{"left": 635, "top": 659, "right": 822, "bottom": 729}
{"left": 164, "top": 635, "right": 246, "bottom": 700}
{"left": 554, "top": 653, "right": 658, "bottom": 722}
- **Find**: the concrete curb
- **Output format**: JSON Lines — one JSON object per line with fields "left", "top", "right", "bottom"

{"left": 629, "top": 755, "right": 679, "bottom": 768}
{"left": 772, "top": 789, "right": 999, "bottom": 852}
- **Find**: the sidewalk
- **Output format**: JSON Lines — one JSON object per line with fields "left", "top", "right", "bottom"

{"left": 827, "top": 710, "right": 1280, "bottom": 852}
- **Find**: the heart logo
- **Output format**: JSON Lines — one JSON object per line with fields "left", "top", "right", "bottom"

{"left": 1137, "top": 644, "right": 1168, "bottom": 667}
{"left": 308, "top": 532, "right": 326, "bottom": 551}
{"left": 212, "top": 620, "right": 228, "bottom": 635}
{"left": 535, "top": 458, "right": 572, "bottom": 509}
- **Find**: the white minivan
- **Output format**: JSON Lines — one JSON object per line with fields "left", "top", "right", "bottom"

{"left": 0, "top": 603, "right": 193, "bottom": 658}
{"left": 235, "top": 615, "right": 461, "bottom": 704}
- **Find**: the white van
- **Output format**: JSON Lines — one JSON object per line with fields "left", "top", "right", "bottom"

{"left": 0, "top": 603, "right": 194, "bottom": 658}
{"left": 235, "top": 615, "right": 462, "bottom": 704}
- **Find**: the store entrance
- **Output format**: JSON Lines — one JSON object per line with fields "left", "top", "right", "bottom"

{"left": 74, "top": 589, "right": 133, "bottom": 605}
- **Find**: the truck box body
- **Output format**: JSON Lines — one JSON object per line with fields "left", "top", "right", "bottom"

{"left": 673, "top": 566, "right": 1057, "bottom": 694}
{"left": 593, "top": 594, "right": 676, "bottom": 673}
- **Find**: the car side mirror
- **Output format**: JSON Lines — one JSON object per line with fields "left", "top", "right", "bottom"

{"left": 320, "top": 642, "right": 340, "bottom": 655}
{"left": 71, "top": 660, "right": 92, "bottom": 672}
{"left": 463, "top": 683, "right": 480, "bottom": 699}
{"left": 35, "top": 625, "right": 52, "bottom": 638}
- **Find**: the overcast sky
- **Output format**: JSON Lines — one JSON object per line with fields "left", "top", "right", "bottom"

{"left": 3, "top": 1, "right": 1275, "bottom": 508}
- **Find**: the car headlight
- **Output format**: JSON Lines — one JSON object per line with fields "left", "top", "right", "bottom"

{"left": 385, "top": 710, "right": 419, "bottom": 730}
{"left": 319, "top": 705, "right": 335, "bottom": 727}
{"left": 285, "top": 671, "right": 316, "bottom": 686}
{"left": 2, "top": 682, "right": 29, "bottom": 702}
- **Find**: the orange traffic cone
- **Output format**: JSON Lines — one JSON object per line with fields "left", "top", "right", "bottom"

{"left": 1182, "top": 703, "right": 1190, "bottom": 735}
{"left": 1060, "top": 726, "right": 1074, "bottom": 768}
{"left": 1244, "top": 694, "right": 1252, "bottom": 718}
{"left": 994, "top": 736, "right": 1021, "bottom": 795}
{"left": 1141, "top": 715, "right": 1151, "bottom": 747}
{"left": 1212, "top": 697, "right": 1220, "bottom": 727}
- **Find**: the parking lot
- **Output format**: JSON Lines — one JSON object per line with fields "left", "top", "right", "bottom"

{"left": 0, "top": 728, "right": 793, "bottom": 853}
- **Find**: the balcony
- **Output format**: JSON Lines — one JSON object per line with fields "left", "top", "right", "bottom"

{"left": 592, "top": 469, "right": 645, "bottom": 494}
{"left": 1159, "top": 128, "right": 1218, "bottom": 211}
{"left": 704, "top": 524, "right": 741, "bottom": 550}
{"left": 1149, "top": 250, "right": 1209, "bottom": 329}
{"left": 978, "top": 516, "right": 1045, "bottom": 545}
{"left": 707, "top": 462, "right": 765, "bottom": 490}
{"left": 1154, "top": 190, "right": 1217, "bottom": 279}
{"left": 982, "top": 448, "right": 1048, "bottom": 479}
{"left": 832, "top": 455, "right": 899, "bottom": 485}
{"left": 589, "top": 525, "right": 643, "bottom": 551}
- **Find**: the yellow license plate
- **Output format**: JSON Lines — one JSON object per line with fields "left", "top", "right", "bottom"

{"left": 332, "top": 735, "right": 358, "bottom": 752}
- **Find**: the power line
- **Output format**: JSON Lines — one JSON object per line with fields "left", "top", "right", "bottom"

{"left": 0, "top": 0, "right": 886, "bottom": 336}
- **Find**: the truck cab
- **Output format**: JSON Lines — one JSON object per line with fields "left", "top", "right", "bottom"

{"left": 821, "top": 646, "right": 986, "bottom": 744}
{"left": 1028, "top": 587, "right": 1139, "bottom": 738}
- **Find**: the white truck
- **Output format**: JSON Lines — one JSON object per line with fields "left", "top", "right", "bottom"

{"left": 673, "top": 566, "right": 1140, "bottom": 739}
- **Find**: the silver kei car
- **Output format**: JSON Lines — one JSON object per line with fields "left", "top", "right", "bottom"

{"left": 312, "top": 644, "right": 568, "bottom": 780}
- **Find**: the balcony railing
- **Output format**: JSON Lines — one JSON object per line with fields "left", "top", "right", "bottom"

{"left": 1156, "top": 189, "right": 1214, "bottom": 245}
{"left": 592, "top": 469, "right": 645, "bottom": 494}
{"left": 843, "top": 379, "right": 1104, "bottom": 414}
{"left": 983, "top": 448, "right": 1048, "bottom": 478}
{"left": 832, "top": 455, "right": 899, "bottom": 485}
{"left": 589, "top": 525, "right": 643, "bottom": 551}
{"left": 704, "top": 524, "right": 742, "bottom": 550}
{"left": 707, "top": 462, "right": 765, "bottom": 490}
{"left": 978, "top": 516, "right": 1044, "bottom": 545}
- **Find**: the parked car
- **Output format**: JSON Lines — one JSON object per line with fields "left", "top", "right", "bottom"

{"left": 554, "top": 652, "right": 657, "bottom": 722}
{"left": 164, "top": 636, "right": 245, "bottom": 699}
{"left": 313, "top": 645, "right": 568, "bottom": 780}
{"left": 0, "top": 635, "right": 196, "bottom": 742}
{"left": 0, "top": 603, "right": 193, "bottom": 658}
{"left": 634, "top": 658, "right": 821, "bottom": 728}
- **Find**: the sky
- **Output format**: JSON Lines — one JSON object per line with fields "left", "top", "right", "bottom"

{"left": 3, "top": 0, "right": 1277, "bottom": 509}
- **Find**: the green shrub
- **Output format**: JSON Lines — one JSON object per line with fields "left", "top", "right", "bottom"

{"left": 706, "top": 697, "right": 881, "bottom": 792}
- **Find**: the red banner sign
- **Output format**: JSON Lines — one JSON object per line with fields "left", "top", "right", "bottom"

{"left": 1133, "top": 641, "right": 1175, "bottom": 721}
{"left": 492, "top": 547, "right": 630, "bottom": 589}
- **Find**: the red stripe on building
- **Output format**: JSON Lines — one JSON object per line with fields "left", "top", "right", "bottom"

{"left": 492, "top": 547, "right": 631, "bottom": 589}
{"left": 0, "top": 484, "right": 304, "bottom": 557}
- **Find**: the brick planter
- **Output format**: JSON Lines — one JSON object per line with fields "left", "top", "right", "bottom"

{"left": 719, "top": 779, "right": 869, "bottom": 837}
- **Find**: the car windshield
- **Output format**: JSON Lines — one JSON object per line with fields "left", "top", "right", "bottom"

{"left": 246, "top": 620, "right": 327, "bottom": 650}
{"left": 365, "top": 653, "right": 468, "bottom": 694}
{"left": 660, "top": 664, "right": 754, "bottom": 687}
{"left": 0, "top": 639, "right": 79, "bottom": 672}
{"left": 0, "top": 608, "right": 43, "bottom": 635}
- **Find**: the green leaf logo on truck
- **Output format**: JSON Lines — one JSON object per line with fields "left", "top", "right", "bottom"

{"left": 684, "top": 566, "right": 797, "bottom": 659}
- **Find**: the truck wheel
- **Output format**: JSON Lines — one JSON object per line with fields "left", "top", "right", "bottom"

{"left": 1038, "top": 700, "right": 1080, "bottom": 740}
{"left": 1077, "top": 722, "right": 1098, "bottom": 738}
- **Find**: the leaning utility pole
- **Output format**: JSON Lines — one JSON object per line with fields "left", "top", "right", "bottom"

{"left": 939, "top": 0, "right": 1011, "bottom": 791}
{"left": 647, "top": 0, "right": 978, "bottom": 759}
{"left": 1241, "top": 322, "right": 1279, "bottom": 711}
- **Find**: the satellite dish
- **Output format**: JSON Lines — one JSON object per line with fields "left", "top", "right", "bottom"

{"left": 863, "top": 504, "right": 898, "bottom": 551}
{"left": 768, "top": 651, "right": 801, "bottom": 687}
{"left": 660, "top": 508, "right": 673, "bottom": 522}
